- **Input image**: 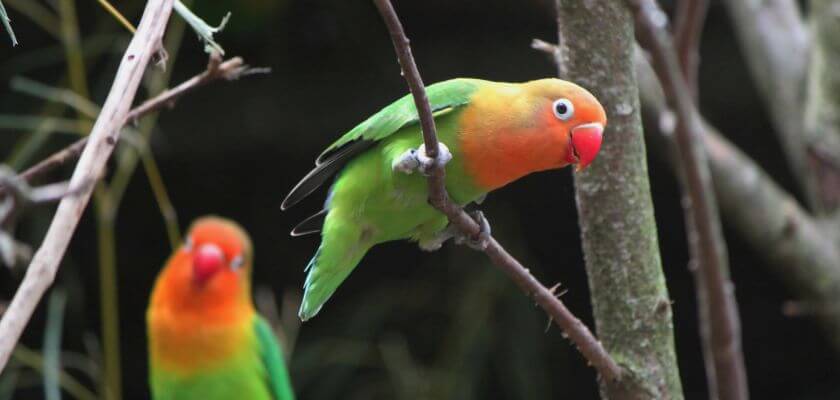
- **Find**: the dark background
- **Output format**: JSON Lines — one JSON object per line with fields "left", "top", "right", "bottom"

{"left": 1, "top": 0, "right": 836, "bottom": 399}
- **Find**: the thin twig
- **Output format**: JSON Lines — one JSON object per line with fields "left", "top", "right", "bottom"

{"left": 0, "top": 167, "right": 82, "bottom": 267}
{"left": 0, "top": 0, "right": 18, "bottom": 46}
{"left": 0, "top": 0, "right": 176, "bottom": 371}
{"left": 95, "top": 0, "right": 136, "bottom": 33}
{"left": 0, "top": 56, "right": 251, "bottom": 198}
{"left": 673, "top": 0, "right": 708, "bottom": 99}
{"left": 628, "top": 0, "right": 749, "bottom": 399}
{"left": 636, "top": 53, "right": 840, "bottom": 352}
{"left": 371, "top": 0, "right": 621, "bottom": 381}
{"left": 12, "top": 345, "right": 97, "bottom": 400}
{"left": 3, "top": 0, "right": 59, "bottom": 39}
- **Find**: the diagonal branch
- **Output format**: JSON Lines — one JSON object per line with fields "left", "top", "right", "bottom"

{"left": 0, "top": 0, "right": 176, "bottom": 371}
{"left": 0, "top": 55, "right": 256, "bottom": 198}
{"left": 637, "top": 55, "right": 840, "bottom": 353}
{"left": 628, "top": 0, "right": 749, "bottom": 399}
{"left": 372, "top": 0, "right": 622, "bottom": 381}
{"left": 723, "top": 0, "right": 812, "bottom": 206}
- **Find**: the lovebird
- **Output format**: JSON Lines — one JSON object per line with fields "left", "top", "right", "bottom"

{"left": 147, "top": 217, "right": 295, "bottom": 400}
{"left": 283, "top": 78, "right": 606, "bottom": 321}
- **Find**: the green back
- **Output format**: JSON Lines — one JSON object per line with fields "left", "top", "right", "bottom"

{"left": 282, "top": 78, "right": 484, "bottom": 210}
{"left": 317, "top": 78, "right": 483, "bottom": 162}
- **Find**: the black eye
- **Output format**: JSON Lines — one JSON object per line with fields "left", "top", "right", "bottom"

{"left": 553, "top": 98, "right": 574, "bottom": 121}
{"left": 230, "top": 255, "right": 244, "bottom": 270}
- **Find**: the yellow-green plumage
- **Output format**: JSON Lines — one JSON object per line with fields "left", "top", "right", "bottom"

{"left": 147, "top": 217, "right": 295, "bottom": 400}
{"left": 284, "top": 78, "right": 607, "bottom": 320}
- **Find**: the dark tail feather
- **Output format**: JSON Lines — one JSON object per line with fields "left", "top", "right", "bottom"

{"left": 291, "top": 209, "right": 327, "bottom": 237}
{"left": 282, "top": 140, "right": 373, "bottom": 210}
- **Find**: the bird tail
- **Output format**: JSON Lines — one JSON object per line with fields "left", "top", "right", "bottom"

{"left": 298, "top": 219, "right": 371, "bottom": 321}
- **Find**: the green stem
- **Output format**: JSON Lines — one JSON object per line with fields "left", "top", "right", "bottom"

{"left": 93, "top": 187, "right": 120, "bottom": 400}
{"left": 12, "top": 346, "right": 97, "bottom": 400}
{"left": 138, "top": 150, "right": 180, "bottom": 249}
{"left": 43, "top": 289, "right": 68, "bottom": 400}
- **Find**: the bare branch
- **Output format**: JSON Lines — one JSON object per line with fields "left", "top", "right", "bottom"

{"left": 673, "top": 0, "right": 708, "bottom": 98}
{"left": 637, "top": 55, "right": 840, "bottom": 351}
{"left": 723, "top": 0, "right": 813, "bottom": 205}
{"left": 0, "top": 55, "right": 255, "bottom": 198}
{"left": 802, "top": 0, "right": 840, "bottom": 215}
{"left": 372, "top": 0, "right": 621, "bottom": 381}
{"left": 0, "top": 0, "right": 176, "bottom": 370}
{"left": 628, "top": 1, "right": 748, "bottom": 398}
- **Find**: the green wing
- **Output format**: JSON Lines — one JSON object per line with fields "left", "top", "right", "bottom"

{"left": 254, "top": 316, "right": 296, "bottom": 400}
{"left": 281, "top": 78, "right": 482, "bottom": 210}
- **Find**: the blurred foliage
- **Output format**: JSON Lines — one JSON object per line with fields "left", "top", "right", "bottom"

{"left": 0, "top": 1, "right": 838, "bottom": 399}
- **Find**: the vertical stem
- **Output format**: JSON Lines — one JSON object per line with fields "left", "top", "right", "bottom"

{"left": 43, "top": 289, "right": 67, "bottom": 400}
{"left": 57, "top": 0, "right": 90, "bottom": 109}
{"left": 556, "top": 0, "right": 684, "bottom": 398}
{"left": 93, "top": 187, "right": 120, "bottom": 400}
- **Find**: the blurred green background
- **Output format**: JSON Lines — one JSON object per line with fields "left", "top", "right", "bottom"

{"left": 0, "top": 0, "right": 837, "bottom": 399}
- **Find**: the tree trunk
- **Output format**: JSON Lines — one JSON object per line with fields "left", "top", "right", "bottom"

{"left": 556, "top": 1, "right": 684, "bottom": 398}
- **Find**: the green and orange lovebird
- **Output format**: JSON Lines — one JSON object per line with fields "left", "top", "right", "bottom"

{"left": 283, "top": 78, "right": 606, "bottom": 320}
{"left": 147, "top": 217, "right": 295, "bottom": 400}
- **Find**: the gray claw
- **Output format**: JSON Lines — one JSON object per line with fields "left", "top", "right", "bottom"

{"left": 455, "top": 210, "right": 491, "bottom": 251}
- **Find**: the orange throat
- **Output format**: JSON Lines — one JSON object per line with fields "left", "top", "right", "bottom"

{"left": 147, "top": 252, "right": 254, "bottom": 373}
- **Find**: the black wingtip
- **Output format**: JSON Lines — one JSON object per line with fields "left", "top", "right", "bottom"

{"left": 283, "top": 139, "right": 375, "bottom": 211}
{"left": 290, "top": 209, "right": 327, "bottom": 237}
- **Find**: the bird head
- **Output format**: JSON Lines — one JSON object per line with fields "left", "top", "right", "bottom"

{"left": 181, "top": 216, "right": 253, "bottom": 292}
{"left": 527, "top": 79, "right": 606, "bottom": 172}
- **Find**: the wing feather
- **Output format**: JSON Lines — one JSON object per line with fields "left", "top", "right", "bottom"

{"left": 281, "top": 78, "right": 481, "bottom": 209}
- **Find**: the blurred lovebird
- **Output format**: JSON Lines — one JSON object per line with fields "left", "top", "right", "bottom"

{"left": 283, "top": 78, "right": 607, "bottom": 321}
{"left": 147, "top": 217, "right": 295, "bottom": 400}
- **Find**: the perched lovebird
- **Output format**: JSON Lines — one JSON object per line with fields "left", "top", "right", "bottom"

{"left": 147, "top": 217, "right": 295, "bottom": 400}
{"left": 283, "top": 78, "right": 606, "bottom": 320}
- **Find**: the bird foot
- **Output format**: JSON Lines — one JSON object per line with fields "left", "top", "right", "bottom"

{"left": 392, "top": 142, "right": 452, "bottom": 175}
{"left": 454, "top": 210, "right": 491, "bottom": 251}
{"left": 418, "top": 230, "right": 453, "bottom": 252}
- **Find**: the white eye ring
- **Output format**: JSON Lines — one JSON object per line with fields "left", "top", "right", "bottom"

{"left": 183, "top": 236, "right": 193, "bottom": 251}
{"left": 552, "top": 98, "right": 574, "bottom": 121}
{"left": 230, "top": 255, "right": 244, "bottom": 270}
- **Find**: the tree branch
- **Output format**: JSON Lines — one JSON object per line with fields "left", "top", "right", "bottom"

{"left": 802, "top": 0, "right": 840, "bottom": 215}
{"left": 0, "top": 0, "right": 176, "bottom": 370}
{"left": 673, "top": 0, "right": 708, "bottom": 99}
{"left": 0, "top": 55, "right": 254, "bottom": 198}
{"left": 637, "top": 53, "right": 840, "bottom": 353}
{"left": 722, "top": 0, "right": 813, "bottom": 206}
{"left": 371, "top": 0, "right": 622, "bottom": 382}
{"left": 629, "top": 1, "right": 748, "bottom": 399}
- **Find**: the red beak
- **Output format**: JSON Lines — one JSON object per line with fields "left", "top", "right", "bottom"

{"left": 193, "top": 243, "right": 224, "bottom": 285}
{"left": 570, "top": 122, "right": 604, "bottom": 171}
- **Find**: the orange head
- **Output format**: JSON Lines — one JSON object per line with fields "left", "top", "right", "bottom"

{"left": 460, "top": 79, "right": 607, "bottom": 189}
{"left": 150, "top": 216, "right": 254, "bottom": 312}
